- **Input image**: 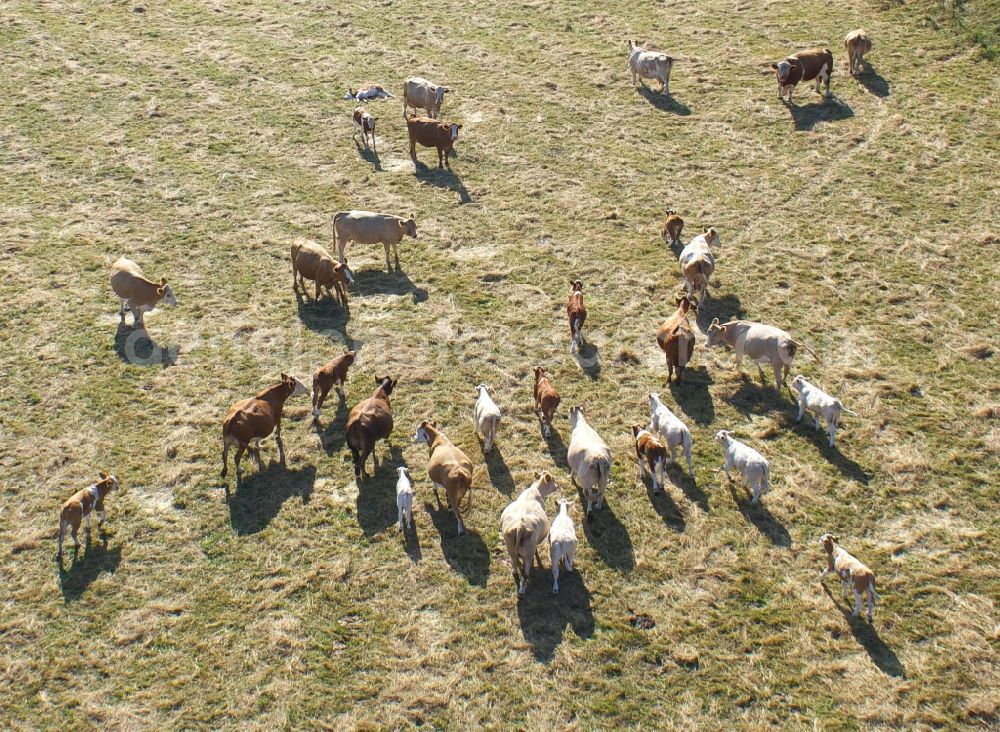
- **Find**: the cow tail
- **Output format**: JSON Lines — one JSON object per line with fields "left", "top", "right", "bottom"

{"left": 793, "top": 340, "right": 822, "bottom": 364}
{"left": 762, "top": 461, "right": 770, "bottom": 494}
{"left": 868, "top": 576, "right": 879, "bottom": 601}
{"left": 596, "top": 457, "right": 609, "bottom": 488}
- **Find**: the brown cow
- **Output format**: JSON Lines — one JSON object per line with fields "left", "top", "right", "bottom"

{"left": 352, "top": 105, "right": 376, "bottom": 151}
{"left": 291, "top": 238, "right": 354, "bottom": 306}
{"left": 661, "top": 210, "right": 684, "bottom": 247}
{"left": 58, "top": 472, "right": 119, "bottom": 557}
{"left": 345, "top": 375, "right": 396, "bottom": 480}
{"left": 533, "top": 366, "right": 561, "bottom": 437}
{"left": 771, "top": 47, "right": 834, "bottom": 101}
{"left": 406, "top": 115, "right": 462, "bottom": 168}
{"left": 221, "top": 374, "right": 309, "bottom": 480}
{"left": 844, "top": 30, "right": 872, "bottom": 75}
{"left": 631, "top": 424, "right": 668, "bottom": 493}
{"left": 656, "top": 294, "right": 698, "bottom": 383}
{"left": 311, "top": 350, "right": 356, "bottom": 421}
{"left": 414, "top": 420, "right": 474, "bottom": 535}
{"left": 567, "top": 280, "right": 587, "bottom": 353}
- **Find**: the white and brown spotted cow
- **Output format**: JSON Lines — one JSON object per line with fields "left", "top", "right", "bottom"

{"left": 771, "top": 48, "right": 834, "bottom": 102}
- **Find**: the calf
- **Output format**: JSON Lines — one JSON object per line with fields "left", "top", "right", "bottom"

{"left": 58, "top": 472, "right": 118, "bottom": 557}
{"left": 221, "top": 374, "right": 309, "bottom": 479}
{"left": 771, "top": 47, "right": 834, "bottom": 102}
{"left": 533, "top": 366, "right": 561, "bottom": 437}
{"left": 291, "top": 238, "right": 354, "bottom": 306}
{"left": 567, "top": 405, "right": 613, "bottom": 517}
{"left": 705, "top": 318, "right": 820, "bottom": 393}
{"left": 655, "top": 294, "right": 698, "bottom": 383}
{"left": 500, "top": 472, "right": 557, "bottom": 597}
{"left": 844, "top": 30, "right": 872, "bottom": 76}
{"left": 678, "top": 227, "right": 721, "bottom": 302}
{"left": 110, "top": 257, "right": 177, "bottom": 329}
{"left": 549, "top": 498, "right": 577, "bottom": 594}
{"left": 632, "top": 424, "right": 667, "bottom": 493}
{"left": 345, "top": 375, "right": 397, "bottom": 480}
{"left": 414, "top": 421, "right": 474, "bottom": 535}
{"left": 648, "top": 392, "right": 694, "bottom": 478}
{"left": 628, "top": 40, "right": 673, "bottom": 94}
{"left": 352, "top": 105, "right": 376, "bottom": 151}
{"left": 396, "top": 466, "right": 414, "bottom": 531}
{"left": 311, "top": 349, "right": 356, "bottom": 421}
{"left": 406, "top": 115, "right": 461, "bottom": 169}
{"left": 402, "top": 76, "right": 449, "bottom": 118}
{"left": 790, "top": 375, "right": 858, "bottom": 448}
{"left": 820, "top": 533, "right": 878, "bottom": 622}
{"left": 661, "top": 210, "right": 684, "bottom": 247}
{"left": 345, "top": 84, "right": 394, "bottom": 101}
{"left": 474, "top": 383, "right": 501, "bottom": 453}
{"left": 567, "top": 280, "right": 587, "bottom": 353}
{"left": 715, "top": 430, "right": 769, "bottom": 504}
{"left": 333, "top": 210, "right": 417, "bottom": 273}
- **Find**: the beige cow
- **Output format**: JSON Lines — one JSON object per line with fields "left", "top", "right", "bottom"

{"left": 567, "top": 405, "right": 612, "bottom": 517}
{"left": 500, "top": 471, "right": 557, "bottom": 597}
{"left": 333, "top": 210, "right": 417, "bottom": 272}
{"left": 820, "top": 533, "right": 879, "bottom": 622}
{"left": 110, "top": 257, "right": 177, "bottom": 328}
{"left": 845, "top": 30, "right": 872, "bottom": 75}
{"left": 414, "top": 420, "right": 473, "bottom": 535}
{"left": 402, "top": 76, "right": 450, "bottom": 119}
{"left": 678, "top": 227, "right": 721, "bottom": 302}
{"left": 291, "top": 238, "right": 354, "bottom": 306}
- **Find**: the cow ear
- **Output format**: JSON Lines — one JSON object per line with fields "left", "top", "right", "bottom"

{"left": 157, "top": 286, "right": 166, "bottom": 297}
{"left": 280, "top": 372, "right": 289, "bottom": 381}
{"left": 832, "top": 535, "right": 840, "bottom": 543}
{"left": 100, "top": 471, "right": 108, "bottom": 479}
{"left": 374, "top": 375, "right": 382, "bottom": 384}
{"left": 710, "top": 318, "right": 720, "bottom": 326}
{"left": 429, "top": 419, "right": 436, "bottom": 428}
{"left": 160, "top": 277, "right": 167, "bottom": 286}
{"left": 771, "top": 63, "right": 778, "bottom": 69}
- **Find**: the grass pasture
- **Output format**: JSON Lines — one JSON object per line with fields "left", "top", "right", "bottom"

{"left": 1, "top": 0, "right": 998, "bottom": 729}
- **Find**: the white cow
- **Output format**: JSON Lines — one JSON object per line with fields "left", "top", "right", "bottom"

{"left": 500, "top": 472, "right": 557, "bottom": 597}
{"left": 628, "top": 40, "right": 674, "bottom": 95}
{"left": 402, "top": 76, "right": 449, "bottom": 119}
{"left": 567, "top": 405, "right": 612, "bottom": 517}
{"left": 705, "top": 318, "right": 819, "bottom": 393}
{"left": 648, "top": 393, "right": 694, "bottom": 478}
{"left": 473, "top": 384, "right": 501, "bottom": 453}
{"left": 396, "top": 466, "right": 414, "bottom": 531}
{"left": 548, "top": 498, "right": 577, "bottom": 594}
{"left": 790, "top": 375, "right": 858, "bottom": 448}
{"left": 715, "top": 430, "right": 770, "bottom": 504}
{"left": 677, "top": 227, "right": 721, "bottom": 302}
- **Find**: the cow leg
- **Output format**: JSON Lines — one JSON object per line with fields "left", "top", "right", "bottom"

{"left": 772, "top": 362, "right": 783, "bottom": 392}
{"left": 313, "top": 385, "right": 329, "bottom": 419}
{"left": 118, "top": 299, "right": 127, "bottom": 322}
{"left": 314, "top": 281, "right": 322, "bottom": 301}
{"left": 796, "top": 398, "right": 805, "bottom": 422}
{"left": 437, "top": 147, "right": 443, "bottom": 168}
{"left": 349, "top": 445, "right": 362, "bottom": 479}
{"left": 756, "top": 362, "right": 767, "bottom": 385}
{"left": 851, "top": 586, "right": 863, "bottom": 618}
{"left": 71, "top": 523, "right": 81, "bottom": 550}
{"left": 221, "top": 441, "right": 230, "bottom": 477}
{"left": 827, "top": 420, "right": 836, "bottom": 448}
{"left": 131, "top": 306, "right": 143, "bottom": 328}
{"left": 383, "top": 243, "right": 392, "bottom": 272}
{"left": 392, "top": 241, "right": 400, "bottom": 270}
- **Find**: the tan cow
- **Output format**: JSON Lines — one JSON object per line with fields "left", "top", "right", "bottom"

{"left": 567, "top": 405, "right": 612, "bottom": 517}
{"left": 414, "top": 420, "right": 474, "bottom": 535}
{"left": 291, "top": 238, "right": 354, "bottom": 306}
{"left": 311, "top": 350, "right": 356, "bottom": 421}
{"left": 844, "top": 30, "right": 872, "bottom": 76}
{"left": 58, "top": 472, "right": 119, "bottom": 557}
{"left": 500, "top": 471, "right": 557, "bottom": 597}
{"left": 533, "top": 366, "right": 561, "bottom": 437}
{"left": 656, "top": 294, "right": 698, "bottom": 383}
{"left": 333, "top": 210, "right": 417, "bottom": 273}
{"left": 345, "top": 376, "right": 397, "bottom": 480}
{"left": 110, "top": 257, "right": 177, "bottom": 329}
{"left": 820, "top": 533, "right": 879, "bottom": 622}
{"left": 661, "top": 210, "right": 684, "bottom": 247}
{"left": 402, "top": 76, "right": 449, "bottom": 119}
{"left": 705, "top": 318, "right": 820, "bottom": 393}
{"left": 567, "top": 280, "right": 587, "bottom": 353}
{"left": 221, "top": 374, "right": 309, "bottom": 479}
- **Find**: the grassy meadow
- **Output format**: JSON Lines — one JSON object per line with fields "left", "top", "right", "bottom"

{"left": 1, "top": 0, "right": 998, "bottom": 728}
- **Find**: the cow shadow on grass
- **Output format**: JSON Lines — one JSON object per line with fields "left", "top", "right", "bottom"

{"left": 726, "top": 481, "right": 791, "bottom": 547}
{"left": 318, "top": 396, "right": 351, "bottom": 457}
{"left": 227, "top": 463, "right": 316, "bottom": 535}
{"left": 414, "top": 162, "right": 472, "bottom": 204}
{"left": 786, "top": 415, "right": 873, "bottom": 485}
{"left": 787, "top": 97, "right": 854, "bottom": 131}
{"left": 724, "top": 378, "right": 789, "bottom": 417}
{"left": 855, "top": 67, "right": 890, "bottom": 98}
{"left": 484, "top": 445, "right": 516, "bottom": 495}
{"left": 114, "top": 323, "right": 178, "bottom": 367}
{"left": 582, "top": 502, "right": 635, "bottom": 572}
{"left": 668, "top": 468, "right": 709, "bottom": 512}
{"left": 822, "top": 584, "right": 905, "bottom": 677}
{"left": 295, "top": 292, "right": 353, "bottom": 348}
{"left": 58, "top": 534, "right": 122, "bottom": 603}
{"left": 642, "top": 472, "right": 686, "bottom": 531}
{"left": 574, "top": 341, "right": 601, "bottom": 379}
{"left": 354, "top": 140, "right": 383, "bottom": 171}
{"left": 638, "top": 86, "right": 691, "bottom": 116}
{"left": 669, "top": 366, "right": 715, "bottom": 426}
{"left": 542, "top": 426, "right": 570, "bottom": 471}
{"left": 695, "top": 292, "right": 745, "bottom": 330}
{"left": 424, "top": 500, "right": 490, "bottom": 586}
{"left": 517, "top": 569, "right": 595, "bottom": 663}
{"left": 352, "top": 268, "right": 428, "bottom": 304}
{"left": 355, "top": 446, "right": 405, "bottom": 536}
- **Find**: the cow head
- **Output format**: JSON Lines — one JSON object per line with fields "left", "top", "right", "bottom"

{"left": 648, "top": 392, "right": 663, "bottom": 412}
{"left": 157, "top": 278, "right": 178, "bottom": 306}
{"left": 413, "top": 419, "right": 438, "bottom": 445}
{"left": 397, "top": 466, "right": 410, "bottom": 479}
{"left": 475, "top": 383, "right": 490, "bottom": 397}
{"left": 819, "top": 533, "right": 839, "bottom": 554}
{"left": 703, "top": 226, "right": 721, "bottom": 248}
{"left": 434, "top": 86, "right": 449, "bottom": 106}
{"left": 631, "top": 423, "right": 646, "bottom": 441}
{"left": 570, "top": 279, "right": 583, "bottom": 293}
{"left": 401, "top": 215, "right": 417, "bottom": 239}
{"left": 705, "top": 318, "right": 727, "bottom": 348}
{"left": 449, "top": 123, "right": 462, "bottom": 141}
{"left": 789, "top": 374, "right": 807, "bottom": 394}
{"left": 568, "top": 404, "right": 585, "bottom": 427}
{"left": 771, "top": 59, "right": 795, "bottom": 84}
{"left": 334, "top": 260, "right": 355, "bottom": 285}
{"left": 344, "top": 87, "right": 356, "bottom": 100}
{"left": 342, "top": 349, "right": 357, "bottom": 366}
{"left": 98, "top": 471, "right": 120, "bottom": 492}
{"left": 533, "top": 366, "right": 547, "bottom": 383}
{"left": 281, "top": 372, "right": 309, "bottom": 397}
{"left": 714, "top": 429, "right": 734, "bottom": 446}
{"left": 534, "top": 470, "right": 557, "bottom": 497}
{"left": 666, "top": 209, "right": 676, "bottom": 216}
{"left": 674, "top": 292, "right": 698, "bottom": 313}
{"left": 375, "top": 375, "right": 397, "bottom": 396}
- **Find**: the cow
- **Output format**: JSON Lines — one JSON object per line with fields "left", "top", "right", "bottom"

{"left": 221, "top": 374, "right": 310, "bottom": 480}
{"left": 715, "top": 430, "right": 770, "bottom": 504}
{"left": 567, "top": 405, "right": 612, "bottom": 517}
{"left": 500, "top": 471, "right": 557, "bottom": 597}
{"left": 705, "top": 318, "right": 820, "bottom": 393}
{"left": 333, "top": 210, "right": 417, "bottom": 273}
{"left": 771, "top": 47, "right": 834, "bottom": 102}
{"left": 820, "top": 533, "right": 879, "bottom": 622}
{"left": 344, "top": 84, "right": 394, "bottom": 101}
{"left": 352, "top": 105, "right": 376, "bottom": 151}
{"left": 533, "top": 366, "right": 561, "bottom": 437}
{"left": 406, "top": 115, "right": 461, "bottom": 169}
{"left": 656, "top": 294, "right": 698, "bottom": 383}
{"left": 790, "top": 375, "right": 858, "bottom": 448}
{"left": 628, "top": 40, "right": 674, "bottom": 95}
{"left": 58, "top": 472, "right": 119, "bottom": 557}
{"left": 844, "top": 30, "right": 872, "bottom": 76}
{"left": 648, "top": 392, "right": 694, "bottom": 478}
{"left": 311, "top": 350, "right": 356, "bottom": 421}
{"left": 345, "top": 376, "right": 396, "bottom": 480}
{"left": 291, "top": 238, "right": 354, "bottom": 306}
{"left": 548, "top": 498, "right": 577, "bottom": 594}
{"left": 396, "top": 467, "right": 414, "bottom": 531}
{"left": 414, "top": 420, "right": 473, "bottom": 535}
{"left": 402, "top": 76, "right": 449, "bottom": 119}
{"left": 567, "top": 280, "right": 587, "bottom": 353}
{"left": 678, "top": 227, "right": 721, "bottom": 302}
{"left": 110, "top": 257, "right": 177, "bottom": 329}
{"left": 661, "top": 210, "right": 684, "bottom": 247}
{"left": 632, "top": 424, "right": 668, "bottom": 493}
{"left": 473, "top": 384, "right": 501, "bottom": 453}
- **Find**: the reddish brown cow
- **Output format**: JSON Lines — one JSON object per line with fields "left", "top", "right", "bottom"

{"left": 631, "top": 424, "right": 668, "bottom": 493}
{"left": 221, "top": 374, "right": 309, "bottom": 480}
{"left": 656, "top": 294, "right": 698, "bottom": 383}
{"left": 567, "top": 280, "right": 587, "bottom": 353}
{"left": 661, "top": 210, "right": 684, "bottom": 247}
{"left": 533, "top": 366, "right": 561, "bottom": 437}
{"left": 311, "top": 350, "right": 356, "bottom": 421}
{"left": 58, "top": 472, "right": 119, "bottom": 557}
{"left": 291, "top": 238, "right": 354, "bottom": 306}
{"left": 406, "top": 115, "right": 462, "bottom": 168}
{"left": 345, "top": 375, "right": 397, "bottom": 480}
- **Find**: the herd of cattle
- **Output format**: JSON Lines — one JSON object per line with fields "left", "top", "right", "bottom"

{"left": 57, "top": 30, "right": 881, "bottom": 623}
